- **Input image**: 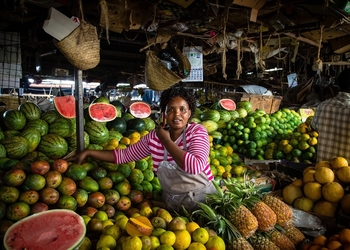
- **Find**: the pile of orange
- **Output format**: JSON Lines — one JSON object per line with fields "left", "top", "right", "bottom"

{"left": 303, "top": 228, "right": 350, "bottom": 250}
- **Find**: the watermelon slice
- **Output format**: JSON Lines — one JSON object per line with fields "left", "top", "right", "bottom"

{"left": 88, "top": 103, "right": 118, "bottom": 122}
{"left": 54, "top": 95, "right": 76, "bottom": 118}
{"left": 129, "top": 101, "right": 151, "bottom": 118}
{"left": 4, "top": 209, "right": 86, "bottom": 250}
{"left": 219, "top": 98, "right": 236, "bottom": 111}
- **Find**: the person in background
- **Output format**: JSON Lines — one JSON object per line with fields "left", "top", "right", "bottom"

{"left": 236, "top": 84, "right": 273, "bottom": 95}
{"left": 139, "top": 88, "right": 155, "bottom": 106}
{"left": 311, "top": 68, "right": 350, "bottom": 162}
{"left": 67, "top": 85, "right": 216, "bottom": 213}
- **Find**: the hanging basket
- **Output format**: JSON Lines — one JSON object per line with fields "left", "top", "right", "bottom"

{"left": 54, "top": 22, "right": 100, "bottom": 70}
{"left": 145, "top": 47, "right": 191, "bottom": 91}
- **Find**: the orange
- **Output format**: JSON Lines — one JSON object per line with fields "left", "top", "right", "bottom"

{"left": 308, "top": 245, "right": 321, "bottom": 250}
{"left": 336, "top": 166, "right": 350, "bottom": 183}
{"left": 173, "top": 229, "right": 192, "bottom": 249}
{"left": 328, "top": 234, "right": 340, "bottom": 242}
{"left": 314, "top": 167, "right": 335, "bottom": 184}
{"left": 160, "top": 231, "right": 176, "bottom": 246}
{"left": 338, "top": 228, "right": 350, "bottom": 244}
{"left": 302, "top": 243, "right": 313, "bottom": 250}
{"left": 314, "top": 235, "right": 328, "bottom": 246}
{"left": 327, "top": 240, "right": 342, "bottom": 250}
{"left": 315, "top": 161, "right": 332, "bottom": 169}
{"left": 331, "top": 156, "right": 348, "bottom": 170}
{"left": 186, "top": 222, "right": 200, "bottom": 235}
{"left": 322, "top": 182, "right": 345, "bottom": 203}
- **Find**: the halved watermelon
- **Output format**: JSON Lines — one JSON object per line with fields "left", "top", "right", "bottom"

{"left": 219, "top": 98, "right": 236, "bottom": 111}
{"left": 4, "top": 209, "right": 86, "bottom": 250}
{"left": 88, "top": 103, "right": 118, "bottom": 122}
{"left": 129, "top": 101, "right": 151, "bottom": 118}
{"left": 54, "top": 95, "right": 76, "bottom": 118}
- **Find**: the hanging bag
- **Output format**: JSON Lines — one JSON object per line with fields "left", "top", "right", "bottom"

{"left": 54, "top": 0, "right": 100, "bottom": 70}
{"left": 145, "top": 46, "right": 191, "bottom": 91}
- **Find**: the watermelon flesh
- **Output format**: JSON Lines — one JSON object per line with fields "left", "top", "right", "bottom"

{"left": 219, "top": 98, "right": 236, "bottom": 111}
{"left": 4, "top": 209, "right": 86, "bottom": 250}
{"left": 88, "top": 103, "right": 118, "bottom": 122}
{"left": 54, "top": 95, "right": 76, "bottom": 118}
{"left": 129, "top": 101, "right": 151, "bottom": 118}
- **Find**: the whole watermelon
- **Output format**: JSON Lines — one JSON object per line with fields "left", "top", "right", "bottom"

{"left": 66, "top": 131, "right": 90, "bottom": 152}
{"left": 41, "top": 110, "right": 61, "bottom": 124}
{"left": 107, "top": 117, "right": 127, "bottom": 134}
{"left": 37, "top": 134, "right": 68, "bottom": 159}
{"left": 18, "top": 102, "right": 41, "bottom": 121}
{"left": 2, "top": 136, "right": 29, "bottom": 159}
{"left": 0, "top": 144, "right": 6, "bottom": 158}
{"left": 2, "top": 110, "right": 26, "bottom": 130}
{"left": 49, "top": 117, "right": 73, "bottom": 138}
{"left": 127, "top": 118, "right": 146, "bottom": 132}
{"left": 24, "top": 119, "right": 49, "bottom": 136}
{"left": 20, "top": 128, "right": 42, "bottom": 153}
{"left": 85, "top": 120, "right": 109, "bottom": 145}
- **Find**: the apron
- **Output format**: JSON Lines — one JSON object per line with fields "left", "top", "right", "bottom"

{"left": 157, "top": 127, "right": 216, "bottom": 213}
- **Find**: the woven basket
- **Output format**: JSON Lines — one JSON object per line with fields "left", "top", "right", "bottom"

{"left": 145, "top": 47, "right": 191, "bottom": 91}
{"left": 54, "top": 22, "right": 100, "bottom": 70}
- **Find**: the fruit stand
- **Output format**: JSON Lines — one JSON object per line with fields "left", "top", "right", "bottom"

{"left": 1, "top": 94, "right": 350, "bottom": 250}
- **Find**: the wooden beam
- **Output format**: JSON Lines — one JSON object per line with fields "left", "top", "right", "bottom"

{"left": 283, "top": 32, "right": 321, "bottom": 47}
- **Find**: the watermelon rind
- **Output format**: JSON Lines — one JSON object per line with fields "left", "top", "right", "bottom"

{"left": 4, "top": 209, "right": 86, "bottom": 250}
{"left": 129, "top": 101, "right": 151, "bottom": 118}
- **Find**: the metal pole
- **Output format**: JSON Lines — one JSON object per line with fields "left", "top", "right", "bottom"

{"left": 74, "top": 68, "right": 85, "bottom": 153}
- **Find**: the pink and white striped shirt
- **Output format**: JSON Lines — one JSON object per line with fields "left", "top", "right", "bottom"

{"left": 113, "top": 122, "right": 213, "bottom": 181}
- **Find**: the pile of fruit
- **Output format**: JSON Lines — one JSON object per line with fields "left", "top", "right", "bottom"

{"left": 282, "top": 156, "right": 350, "bottom": 218}
{"left": 194, "top": 99, "right": 319, "bottom": 163}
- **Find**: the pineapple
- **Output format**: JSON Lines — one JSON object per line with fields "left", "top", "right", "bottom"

{"left": 269, "top": 229, "right": 296, "bottom": 250}
{"left": 205, "top": 180, "right": 258, "bottom": 239}
{"left": 282, "top": 224, "right": 305, "bottom": 246}
{"left": 248, "top": 234, "right": 280, "bottom": 250}
{"left": 249, "top": 200, "right": 277, "bottom": 232}
{"left": 227, "top": 237, "right": 254, "bottom": 250}
{"left": 262, "top": 194, "right": 293, "bottom": 227}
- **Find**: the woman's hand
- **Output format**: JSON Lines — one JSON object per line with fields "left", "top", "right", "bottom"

{"left": 156, "top": 123, "right": 171, "bottom": 144}
{"left": 66, "top": 150, "right": 90, "bottom": 164}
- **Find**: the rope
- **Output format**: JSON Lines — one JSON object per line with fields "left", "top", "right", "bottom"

{"left": 236, "top": 37, "right": 242, "bottom": 79}
{"left": 221, "top": 0, "right": 230, "bottom": 80}
{"left": 99, "top": 0, "right": 110, "bottom": 44}
{"left": 315, "top": 25, "right": 324, "bottom": 74}
{"left": 258, "top": 23, "right": 266, "bottom": 71}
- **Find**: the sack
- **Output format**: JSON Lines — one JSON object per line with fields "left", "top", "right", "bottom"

{"left": 145, "top": 47, "right": 191, "bottom": 91}
{"left": 54, "top": 22, "right": 100, "bottom": 70}
{"left": 157, "top": 161, "right": 215, "bottom": 213}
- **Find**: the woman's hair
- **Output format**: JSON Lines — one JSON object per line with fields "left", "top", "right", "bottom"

{"left": 159, "top": 85, "right": 196, "bottom": 118}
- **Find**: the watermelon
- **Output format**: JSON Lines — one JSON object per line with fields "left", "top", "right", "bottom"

{"left": 110, "top": 100, "right": 126, "bottom": 113}
{"left": 66, "top": 131, "right": 90, "bottom": 151}
{"left": 92, "top": 96, "right": 110, "bottom": 104}
{"left": 21, "top": 128, "right": 42, "bottom": 152}
{"left": 218, "top": 98, "right": 236, "bottom": 111}
{"left": 2, "top": 110, "right": 27, "bottom": 130}
{"left": 24, "top": 119, "right": 49, "bottom": 136}
{"left": 129, "top": 101, "right": 151, "bottom": 118}
{"left": 41, "top": 110, "right": 61, "bottom": 124}
{"left": 49, "top": 117, "right": 73, "bottom": 138}
{"left": 200, "top": 120, "right": 219, "bottom": 133}
{"left": 88, "top": 103, "right": 118, "bottom": 122}
{"left": 199, "top": 110, "right": 221, "bottom": 122}
{"left": 237, "top": 100, "right": 253, "bottom": 112}
{"left": 37, "top": 134, "right": 68, "bottom": 159}
{"left": 3, "top": 130, "right": 21, "bottom": 139}
{"left": 54, "top": 95, "right": 76, "bottom": 118}
{"left": 109, "top": 130, "right": 123, "bottom": 141}
{"left": 218, "top": 110, "right": 231, "bottom": 122}
{"left": 0, "top": 130, "right": 4, "bottom": 141}
{"left": 127, "top": 118, "right": 147, "bottom": 132}
{"left": 0, "top": 144, "right": 6, "bottom": 158}
{"left": 143, "top": 117, "right": 156, "bottom": 131}
{"left": 107, "top": 117, "right": 127, "bottom": 134}
{"left": 4, "top": 209, "right": 86, "bottom": 250}
{"left": 18, "top": 102, "right": 41, "bottom": 121}
{"left": 84, "top": 120, "right": 109, "bottom": 145}
{"left": 2, "top": 136, "right": 29, "bottom": 159}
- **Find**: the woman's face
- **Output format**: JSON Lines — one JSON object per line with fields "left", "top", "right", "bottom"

{"left": 165, "top": 96, "right": 191, "bottom": 130}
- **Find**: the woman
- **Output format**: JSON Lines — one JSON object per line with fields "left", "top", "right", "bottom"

{"left": 68, "top": 85, "right": 216, "bottom": 213}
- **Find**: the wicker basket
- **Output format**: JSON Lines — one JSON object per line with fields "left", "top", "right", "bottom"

{"left": 54, "top": 22, "right": 100, "bottom": 70}
{"left": 145, "top": 47, "right": 191, "bottom": 91}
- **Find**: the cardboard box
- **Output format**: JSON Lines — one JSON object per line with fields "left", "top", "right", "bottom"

{"left": 329, "top": 35, "right": 350, "bottom": 54}
{"left": 219, "top": 92, "right": 282, "bottom": 114}
{"left": 298, "top": 108, "right": 315, "bottom": 122}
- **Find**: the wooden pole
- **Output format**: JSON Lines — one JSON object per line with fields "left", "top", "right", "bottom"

{"left": 74, "top": 68, "right": 85, "bottom": 153}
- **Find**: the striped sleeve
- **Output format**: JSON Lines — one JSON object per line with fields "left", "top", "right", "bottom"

{"left": 182, "top": 124, "right": 212, "bottom": 178}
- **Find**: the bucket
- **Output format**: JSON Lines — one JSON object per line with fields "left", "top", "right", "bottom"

{"left": 42, "top": 7, "right": 79, "bottom": 41}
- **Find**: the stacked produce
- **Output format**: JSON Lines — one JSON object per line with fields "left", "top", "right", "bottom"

{"left": 195, "top": 99, "right": 319, "bottom": 163}
{"left": 282, "top": 156, "right": 350, "bottom": 218}
{"left": 191, "top": 180, "right": 305, "bottom": 250}
{"left": 303, "top": 228, "right": 350, "bottom": 249}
